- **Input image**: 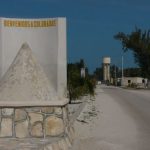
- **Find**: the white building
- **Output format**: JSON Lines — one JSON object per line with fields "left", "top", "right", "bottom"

{"left": 123, "top": 77, "right": 147, "bottom": 88}
{"left": 0, "top": 17, "right": 67, "bottom": 98}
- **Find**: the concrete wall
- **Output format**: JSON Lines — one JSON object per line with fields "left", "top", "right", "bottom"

{"left": 0, "top": 17, "right": 67, "bottom": 98}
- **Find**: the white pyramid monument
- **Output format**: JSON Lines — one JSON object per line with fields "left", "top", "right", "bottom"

{"left": 0, "top": 43, "right": 57, "bottom": 102}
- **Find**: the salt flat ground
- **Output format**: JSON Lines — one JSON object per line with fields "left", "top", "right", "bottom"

{"left": 71, "top": 85, "right": 150, "bottom": 150}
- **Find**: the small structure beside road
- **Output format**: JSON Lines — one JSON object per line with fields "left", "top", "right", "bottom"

{"left": 122, "top": 77, "right": 148, "bottom": 88}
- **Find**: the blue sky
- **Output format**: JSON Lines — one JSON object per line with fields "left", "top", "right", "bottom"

{"left": 0, "top": 0, "right": 150, "bottom": 73}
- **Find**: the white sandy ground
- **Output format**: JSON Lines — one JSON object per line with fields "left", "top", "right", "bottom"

{"left": 70, "top": 85, "right": 150, "bottom": 150}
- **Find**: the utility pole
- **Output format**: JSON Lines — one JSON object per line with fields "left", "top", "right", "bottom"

{"left": 115, "top": 65, "right": 117, "bottom": 86}
{"left": 121, "top": 55, "right": 124, "bottom": 86}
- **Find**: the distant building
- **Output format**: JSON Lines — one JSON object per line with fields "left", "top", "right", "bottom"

{"left": 122, "top": 77, "right": 148, "bottom": 88}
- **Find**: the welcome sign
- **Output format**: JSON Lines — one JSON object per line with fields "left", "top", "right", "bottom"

{"left": 4, "top": 19, "right": 56, "bottom": 27}
{"left": 0, "top": 17, "right": 67, "bottom": 98}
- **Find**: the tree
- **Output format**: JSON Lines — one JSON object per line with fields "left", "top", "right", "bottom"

{"left": 93, "top": 67, "right": 103, "bottom": 81}
{"left": 114, "top": 27, "right": 150, "bottom": 79}
{"left": 79, "top": 59, "right": 85, "bottom": 68}
{"left": 123, "top": 67, "right": 142, "bottom": 77}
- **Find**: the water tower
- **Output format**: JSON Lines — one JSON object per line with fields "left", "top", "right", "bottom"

{"left": 103, "top": 57, "right": 111, "bottom": 82}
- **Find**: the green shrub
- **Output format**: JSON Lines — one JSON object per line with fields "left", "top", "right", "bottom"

{"left": 67, "top": 60, "right": 95, "bottom": 103}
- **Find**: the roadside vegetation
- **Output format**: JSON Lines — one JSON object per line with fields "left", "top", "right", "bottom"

{"left": 67, "top": 59, "right": 96, "bottom": 103}
{"left": 114, "top": 27, "right": 150, "bottom": 80}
